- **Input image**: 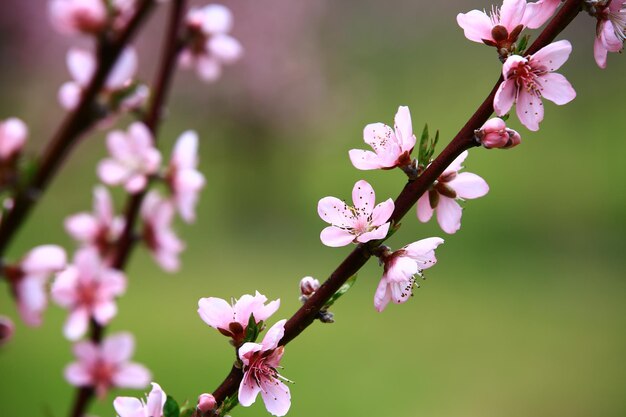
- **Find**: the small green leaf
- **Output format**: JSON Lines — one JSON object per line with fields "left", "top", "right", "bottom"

{"left": 324, "top": 274, "right": 358, "bottom": 309}
{"left": 163, "top": 396, "right": 180, "bottom": 417}
{"left": 179, "top": 408, "right": 194, "bottom": 417}
{"left": 418, "top": 124, "right": 430, "bottom": 165}
{"left": 501, "top": 113, "right": 510, "bottom": 122}
{"left": 243, "top": 314, "right": 261, "bottom": 343}
{"left": 220, "top": 395, "right": 239, "bottom": 415}
{"left": 517, "top": 34, "right": 530, "bottom": 54}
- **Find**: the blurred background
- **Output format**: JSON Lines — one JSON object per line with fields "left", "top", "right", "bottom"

{"left": 0, "top": 1, "right": 625, "bottom": 416}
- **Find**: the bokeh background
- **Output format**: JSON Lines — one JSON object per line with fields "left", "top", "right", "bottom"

{"left": 1, "top": 1, "right": 625, "bottom": 416}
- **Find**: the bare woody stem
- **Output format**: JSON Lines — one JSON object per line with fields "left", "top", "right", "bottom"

{"left": 67, "top": 2, "right": 187, "bottom": 417}
{"left": 0, "top": 0, "right": 156, "bottom": 260}
{"left": 206, "top": 0, "right": 585, "bottom": 410}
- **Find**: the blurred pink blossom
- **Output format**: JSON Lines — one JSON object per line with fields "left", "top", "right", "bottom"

{"left": 140, "top": 191, "right": 184, "bottom": 272}
{"left": 476, "top": 117, "right": 521, "bottom": 149}
{"left": 0, "top": 117, "right": 28, "bottom": 161}
{"left": 51, "top": 247, "right": 126, "bottom": 340}
{"left": 65, "top": 332, "right": 151, "bottom": 398}
{"left": 4, "top": 245, "right": 67, "bottom": 326}
{"left": 114, "top": 382, "right": 167, "bottom": 417}
{"left": 239, "top": 319, "right": 291, "bottom": 416}
{"left": 592, "top": 0, "right": 626, "bottom": 68}
{"left": 98, "top": 122, "right": 161, "bottom": 193}
{"left": 318, "top": 180, "right": 394, "bottom": 247}
{"left": 0, "top": 315, "right": 15, "bottom": 346}
{"left": 349, "top": 106, "right": 416, "bottom": 170}
{"left": 494, "top": 40, "right": 576, "bottom": 131}
{"left": 166, "top": 130, "right": 205, "bottom": 223}
{"left": 417, "top": 151, "right": 489, "bottom": 234}
{"left": 374, "top": 238, "right": 444, "bottom": 312}
{"left": 49, "top": 0, "right": 108, "bottom": 35}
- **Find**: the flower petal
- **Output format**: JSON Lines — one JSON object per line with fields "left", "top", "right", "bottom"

{"left": 348, "top": 149, "right": 385, "bottom": 170}
{"left": 456, "top": 10, "right": 493, "bottom": 43}
{"left": 394, "top": 105, "right": 415, "bottom": 152}
{"left": 500, "top": 0, "right": 527, "bottom": 31}
{"left": 64, "top": 307, "right": 90, "bottom": 341}
{"left": 320, "top": 226, "right": 355, "bottom": 247}
{"left": 494, "top": 79, "right": 516, "bottom": 116}
{"left": 531, "top": 39, "right": 572, "bottom": 72}
{"left": 198, "top": 297, "right": 234, "bottom": 329}
{"left": 373, "top": 277, "right": 391, "bottom": 312}
{"left": 259, "top": 378, "right": 291, "bottom": 416}
{"left": 370, "top": 198, "right": 394, "bottom": 227}
{"left": 22, "top": 245, "right": 66, "bottom": 274}
{"left": 449, "top": 172, "right": 489, "bottom": 199}
{"left": 112, "top": 363, "right": 151, "bottom": 389}
{"left": 416, "top": 193, "right": 434, "bottom": 223}
{"left": 102, "top": 332, "right": 134, "bottom": 363}
{"left": 356, "top": 222, "right": 390, "bottom": 243}
{"left": 516, "top": 90, "right": 543, "bottom": 131}
{"left": 113, "top": 397, "right": 144, "bottom": 417}
{"left": 436, "top": 197, "right": 463, "bottom": 234}
{"left": 317, "top": 197, "right": 352, "bottom": 227}
{"left": 261, "top": 319, "right": 286, "bottom": 351}
{"left": 352, "top": 180, "right": 376, "bottom": 213}
{"left": 238, "top": 371, "right": 261, "bottom": 407}
{"left": 538, "top": 73, "right": 576, "bottom": 105}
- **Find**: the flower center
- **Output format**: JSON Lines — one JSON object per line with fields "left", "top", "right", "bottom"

{"left": 508, "top": 60, "right": 547, "bottom": 97}
{"left": 608, "top": 8, "right": 626, "bottom": 42}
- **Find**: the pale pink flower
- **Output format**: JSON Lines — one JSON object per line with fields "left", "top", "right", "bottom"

{"left": 198, "top": 291, "right": 280, "bottom": 343}
{"left": 494, "top": 40, "right": 576, "bottom": 131}
{"left": 197, "top": 393, "right": 217, "bottom": 413}
{"left": 318, "top": 180, "right": 394, "bottom": 247}
{"left": 239, "top": 320, "right": 291, "bottom": 417}
{"left": 592, "top": 0, "right": 626, "bottom": 68}
{"left": 49, "top": 0, "right": 108, "bottom": 35}
{"left": 65, "top": 186, "right": 125, "bottom": 255}
{"left": 349, "top": 106, "right": 416, "bottom": 170}
{"left": 374, "top": 238, "right": 444, "bottom": 312}
{"left": 417, "top": 151, "right": 489, "bottom": 234}
{"left": 114, "top": 382, "right": 167, "bottom": 417}
{"left": 65, "top": 332, "right": 151, "bottom": 398}
{"left": 98, "top": 122, "right": 162, "bottom": 193}
{"left": 0, "top": 315, "right": 15, "bottom": 346}
{"left": 51, "top": 247, "right": 126, "bottom": 340}
{"left": 166, "top": 131, "right": 205, "bottom": 223}
{"left": 59, "top": 47, "right": 139, "bottom": 110}
{"left": 476, "top": 117, "right": 522, "bottom": 149}
{"left": 180, "top": 4, "right": 243, "bottom": 82}
{"left": 141, "top": 191, "right": 184, "bottom": 272}
{"left": 4, "top": 245, "right": 67, "bottom": 326}
{"left": 0, "top": 117, "right": 28, "bottom": 160}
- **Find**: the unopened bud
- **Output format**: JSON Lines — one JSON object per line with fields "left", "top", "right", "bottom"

{"left": 491, "top": 25, "right": 509, "bottom": 42}
{"left": 477, "top": 118, "right": 521, "bottom": 149}
{"left": 299, "top": 276, "right": 320, "bottom": 299}
{"left": 0, "top": 316, "right": 14, "bottom": 346}
{"left": 197, "top": 393, "right": 216, "bottom": 412}
{"left": 0, "top": 118, "right": 28, "bottom": 160}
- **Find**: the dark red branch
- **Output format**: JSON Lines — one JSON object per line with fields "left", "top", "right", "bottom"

{"left": 206, "top": 0, "right": 585, "bottom": 408}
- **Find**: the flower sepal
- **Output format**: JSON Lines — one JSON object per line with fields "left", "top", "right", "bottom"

{"left": 417, "top": 123, "right": 439, "bottom": 173}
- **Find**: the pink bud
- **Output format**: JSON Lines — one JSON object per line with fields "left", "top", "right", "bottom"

{"left": 0, "top": 117, "right": 28, "bottom": 160}
{"left": 299, "top": 276, "right": 320, "bottom": 298}
{"left": 197, "top": 393, "right": 216, "bottom": 412}
{"left": 477, "top": 118, "right": 521, "bottom": 149}
{"left": 0, "top": 316, "right": 14, "bottom": 346}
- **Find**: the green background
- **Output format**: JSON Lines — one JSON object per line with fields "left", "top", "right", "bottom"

{"left": 1, "top": 2, "right": 625, "bottom": 417}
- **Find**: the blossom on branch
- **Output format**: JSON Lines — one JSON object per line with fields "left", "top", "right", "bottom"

{"left": 349, "top": 106, "right": 416, "bottom": 170}
{"left": 166, "top": 130, "right": 205, "bottom": 223}
{"left": 98, "top": 122, "right": 162, "bottom": 193}
{"left": 591, "top": 0, "right": 626, "bottom": 68}
{"left": 476, "top": 117, "right": 521, "bottom": 149}
{"left": 0, "top": 117, "right": 28, "bottom": 161}
{"left": 239, "top": 319, "right": 291, "bottom": 417}
{"left": 114, "top": 382, "right": 167, "bottom": 417}
{"left": 141, "top": 191, "right": 184, "bottom": 272}
{"left": 374, "top": 238, "right": 444, "bottom": 312}
{"left": 49, "top": 0, "right": 108, "bottom": 36}
{"left": 417, "top": 151, "right": 489, "bottom": 234}
{"left": 198, "top": 291, "right": 280, "bottom": 344}
{"left": 318, "top": 180, "right": 394, "bottom": 247}
{"left": 3, "top": 245, "right": 67, "bottom": 326}
{"left": 494, "top": 40, "right": 576, "bottom": 131}
{"left": 180, "top": 4, "right": 243, "bottom": 82}
{"left": 51, "top": 247, "right": 126, "bottom": 340}
{"left": 65, "top": 332, "right": 151, "bottom": 398}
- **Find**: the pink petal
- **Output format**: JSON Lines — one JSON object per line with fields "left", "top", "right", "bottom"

{"left": 65, "top": 213, "right": 99, "bottom": 242}
{"left": 444, "top": 150, "right": 468, "bottom": 175}
{"left": 64, "top": 307, "right": 90, "bottom": 341}
{"left": 198, "top": 297, "right": 235, "bottom": 329}
{"left": 22, "top": 245, "right": 67, "bottom": 274}
{"left": 356, "top": 222, "right": 390, "bottom": 243}
{"left": 51, "top": 267, "right": 79, "bottom": 307}
{"left": 516, "top": 90, "right": 543, "bottom": 131}
{"left": 318, "top": 197, "right": 352, "bottom": 227}
{"left": 208, "top": 35, "right": 243, "bottom": 64}
{"left": 449, "top": 172, "right": 489, "bottom": 199}
{"left": 352, "top": 180, "right": 376, "bottom": 213}
{"left": 94, "top": 186, "right": 113, "bottom": 224}
{"left": 0, "top": 117, "right": 28, "bottom": 159}
{"left": 172, "top": 130, "right": 198, "bottom": 169}
{"left": 102, "top": 332, "right": 134, "bottom": 363}
{"left": 113, "top": 397, "right": 144, "bottom": 417}
{"left": 259, "top": 377, "right": 291, "bottom": 416}
{"left": 389, "top": 280, "right": 411, "bottom": 305}
{"left": 100, "top": 268, "right": 127, "bottom": 297}
{"left": 320, "top": 226, "right": 355, "bottom": 247}
{"left": 436, "top": 197, "right": 463, "bottom": 234}
{"left": 348, "top": 149, "right": 385, "bottom": 170}
{"left": 67, "top": 48, "right": 95, "bottom": 86}
{"left": 403, "top": 237, "right": 444, "bottom": 268}
{"left": 93, "top": 300, "right": 117, "bottom": 325}
{"left": 196, "top": 55, "right": 222, "bottom": 82}
{"left": 125, "top": 175, "right": 148, "bottom": 193}
{"left": 261, "top": 319, "right": 286, "bottom": 350}
{"left": 234, "top": 292, "right": 267, "bottom": 324}
{"left": 394, "top": 105, "right": 415, "bottom": 152}
{"left": 538, "top": 73, "right": 576, "bottom": 105}
{"left": 201, "top": 4, "right": 233, "bottom": 34}
{"left": 500, "top": 0, "right": 527, "bottom": 31}
{"left": 106, "top": 47, "right": 137, "bottom": 89}
{"left": 65, "top": 362, "right": 92, "bottom": 386}
{"left": 112, "top": 363, "right": 151, "bottom": 389}
{"left": 238, "top": 342, "right": 263, "bottom": 365}
{"left": 531, "top": 39, "right": 572, "bottom": 71}
{"left": 16, "top": 276, "right": 47, "bottom": 326}
{"left": 456, "top": 10, "right": 494, "bottom": 43}
{"left": 146, "top": 383, "right": 167, "bottom": 417}
{"left": 502, "top": 55, "right": 528, "bottom": 79}
{"left": 373, "top": 278, "right": 392, "bottom": 312}
{"left": 594, "top": 34, "right": 609, "bottom": 69}
{"left": 58, "top": 81, "right": 82, "bottom": 110}
{"left": 363, "top": 122, "right": 400, "bottom": 166}
{"left": 98, "top": 159, "right": 130, "bottom": 185}
{"left": 494, "top": 79, "right": 516, "bottom": 116}
{"left": 523, "top": 0, "right": 561, "bottom": 29}
{"left": 385, "top": 256, "right": 418, "bottom": 283}
{"left": 128, "top": 122, "right": 154, "bottom": 150}
{"left": 416, "top": 193, "right": 434, "bottom": 223}
{"left": 369, "top": 198, "right": 395, "bottom": 227}
{"left": 238, "top": 371, "right": 262, "bottom": 407}
{"left": 73, "top": 339, "right": 99, "bottom": 363}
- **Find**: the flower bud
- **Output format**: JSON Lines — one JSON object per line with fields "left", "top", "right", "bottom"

{"left": 197, "top": 393, "right": 217, "bottom": 412}
{"left": 0, "top": 316, "right": 15, "bottom": 346}
{"left": 0, "top": 117, "right": 28, "bottom": 160}
{"left": 299, "top": 276, "right": 320, "bottom": 299}
{"left": 477, "top": 118, "right": 521, "bottom": 149}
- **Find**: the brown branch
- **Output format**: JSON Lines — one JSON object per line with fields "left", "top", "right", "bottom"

{"left": 0, "top": 0, "right": 156, "bottom": 259}
{"left": 205, "top": 0, "right": 586, "bottom": 409}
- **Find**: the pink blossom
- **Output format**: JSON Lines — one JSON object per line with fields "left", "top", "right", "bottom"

{"left": 197, "top": 393, "right": 217, "bottom": 413}
{"left": 417, "top": 151, "right": 489, "bottom": 234}
{"left": 198, "top": 291, "right": 280, "bottom": 343}
{"left": 0, "top": 315, "right": 15, "bottom": 346}
{"left": 592, "top": 1, "right": 626, "bottom": 68}
{"left": 0, "top": 117, "right": 28, "bottom": 160}
{"left": 238, "top": 320, "right": 291, "bottom": 416}
{"left": 98, "top": 122, "right": 162, "bottom": 193}
{"left": 374, "top": 238, "right": 444, "bottom": 312}
{"left": 476, "top": 117, "right": 522, "bottom": 149}
{"left": 114, "top": 382, "right": 167, "bottom": 417}
{"left": 59, "top": 47, "right": 139, "bottom": 110}
{"left": 166, "top": 131, "right": 205, "bottom": 223}
{"left": 179, "top": 4, "right": 243, "bottom": 82}
{"left": 4, "top": 245, "right": 67, "bottom": 326}
{"left": 349, "top": 106, "right": 416, "bottom": 170}
{"left": 141, "top": 191, "right": 184, "bottom": 272}
{"left": 49, "top": 0, "right": 108, "bottom": 35}
{"left": 65, "top": 186, "right": 125, "bottom": 255}
{"left": 51, "top": 247, "right": 126, "bottom": 340}
{"left": 494, "top": 40, "right": 576, "bottom": 131}
{"left": 65, "top": 332, "right": 151, "bottom": 398}
{"left": 318, "top": 180, "right": 394, "bottom": 247}
{"left": 523, "top": 0, "right": 562, "bottom": 29}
